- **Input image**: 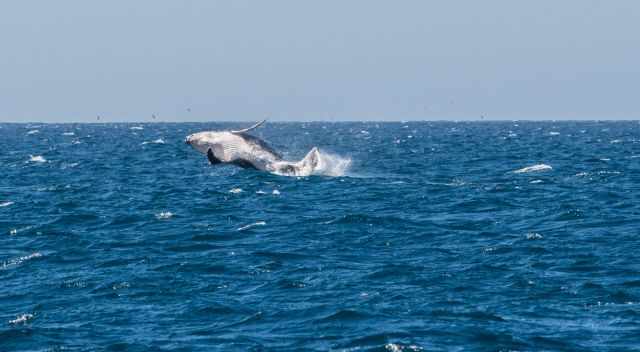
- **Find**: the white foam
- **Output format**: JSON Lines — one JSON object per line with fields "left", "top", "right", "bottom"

{"left": 256, "top": 190, "right": 267, "bottom": 194}
{"left": 62, "top": 132, "right": 75, "bottom": 136}
{"left": 26, "top": 130, "right": 40, "bottom": 135}
{"left": 529, "top": 179, "right": 543, "bottom": 184}
{"left": 28, "top": 155, "right": 46, "bottom": 163}
{"left": 9, "top": 313, "right": 34, "bottom": 325}
{"left": 155, "top": 211, "right": 173, "bottom": 220}
{"left": 130, "top": 126, "right": 144, "bottom": 130}
{"left": 0, "top": 201, "right": 14, "bottom": 207}
{"left": 229, "top": 188, "right": 243, "bottom": 194}
{"left": 272, "top": 189, "right": 281, "bottom": 195}
{"left": 513, "top": 164, "right": 552, "bottom": 174}
{"left": 237, "top": 221, "right": 266, "bottom": 231}
{"left": 548, "top": 131, "right": 560, "bottom": 136}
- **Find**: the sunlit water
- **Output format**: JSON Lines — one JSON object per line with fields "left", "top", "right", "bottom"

{"left": 1, "top": 121, "right": 639, "bottom": 351}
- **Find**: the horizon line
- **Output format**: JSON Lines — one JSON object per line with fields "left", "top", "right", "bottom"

{"left": 1, "top": 118, "right": 639, "bottom": 124}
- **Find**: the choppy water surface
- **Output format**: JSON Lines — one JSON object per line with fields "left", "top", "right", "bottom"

{"left": 1, "top": 121, "right": 640, "bottom": 351}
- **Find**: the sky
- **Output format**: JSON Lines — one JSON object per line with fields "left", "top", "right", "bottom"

{"left": 1, "top": 1, "right": 638, "bottom": 122}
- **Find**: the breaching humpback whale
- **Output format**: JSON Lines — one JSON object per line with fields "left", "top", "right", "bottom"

{"left": 185, "top": 120, "right": 321, "bottom": 176}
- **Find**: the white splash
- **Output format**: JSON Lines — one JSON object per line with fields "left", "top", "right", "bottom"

{"left": 272, "top": 189, "right": 281, "bottom": 195}
{"left": 548, "top": 131, "right": 560, "bottom": 136}
{"left": 28, "top": 155, "right": 47, "bottom": 163}
{"left": 311, "top": 150, "right": 351, "bottom": 177}
{"left": 155, "top": 211, "right": 173, "bottom": 220}
{"left": 237, "top": 221, "right": 266, "bottom": 231}
{"left": 26, "top": 129, "right": 40, "bottom": 135}
{"left": 130, "top": 126, "right": 144, "bottom": 130}
{"left": 0, "top": 201, "right": 14, "bottom": 207}
{"left": 256, "top": 190, "right": 267, "bottom": 194}
{"left": 229, "top": 188, "right": 243, "bottom": 194}
{"left": 513, "top": 164, "right": 552, "bottom": 174}
{"left": 9, "top": 313, "right": 34, "bottom": 325}
{"left": 529, "top": 179, "right": 543, "bottom": 184}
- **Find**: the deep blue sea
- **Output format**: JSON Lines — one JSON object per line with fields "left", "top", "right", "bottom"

{"left": 1, "top": 121, "right": 640, "bottom": 351}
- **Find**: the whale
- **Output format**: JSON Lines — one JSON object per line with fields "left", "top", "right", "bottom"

{"left": 185, "top": 120, "right": 321, "bottom": 176}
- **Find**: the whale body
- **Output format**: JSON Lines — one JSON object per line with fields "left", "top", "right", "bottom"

{"left": 186, "top": 120, "right": 321, "bottom": 176}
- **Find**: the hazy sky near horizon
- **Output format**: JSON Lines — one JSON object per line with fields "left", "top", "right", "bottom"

{"left": 1, "top": 1, "right": 639, "bottom": 122}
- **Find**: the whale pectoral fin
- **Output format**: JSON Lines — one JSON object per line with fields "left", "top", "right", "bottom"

{"left": 230, "top": 119, "right": 266, "bottom": 134}
{"left": 207, "top": 148, "right": 221, "bottom": 165}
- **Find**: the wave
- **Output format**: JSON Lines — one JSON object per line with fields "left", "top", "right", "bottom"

{"left": 513, "top": 164, "right": 552, "bottom": 173}
{"left": 142, "top": 138, "right": 165, "bottom": 145}
{"left": 237, "top": 221, "right": 266, "bottom": 231}
{"left": 28, "top": 155, "right": 47, "bottom": 163}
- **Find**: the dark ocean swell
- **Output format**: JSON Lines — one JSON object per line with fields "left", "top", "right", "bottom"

{"left": 1, "top": 121, "right": 640, "bottom": 351}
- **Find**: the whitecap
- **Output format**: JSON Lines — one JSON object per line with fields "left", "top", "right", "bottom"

{"left": 256, "top": 190, "right": 267, "bottom": 194}
{"left": 526, "top": 233, "right": 543, "bottom": 240}
{"left": 142, "top": 138, "right": 165, "bottom": 145}
{"left": 575, "top": 172, "right": 589, "bottom": 177}
{"left": 229, "top": 188, "right": 243, "bottom": 194}
{"left": 2, "top": 252, "right": 43, "bottom": 270}
{"left": 237, "top": 221, "right": 266, "bottom": 231}
{"left": 548, "top": 131, "right": 560, "bottom": 136}
{"left": 0, "top": 201, "right": 14, "bottom": 207}
{"left": 385, "top": 343, "right": 423, "bottom": 352}
{"left": 26, "top": 130, "right": 40, "bottom": 135}
{"left": 611, "top": 139, "right": 622, "bottom": 144}
{"left": 130, "top": 126, "right": 144, "bottom": 130}
{"left": 272, "top": 189, "right": 281, "bottom": 195}
{"left": 513, "top": 164, "right": 552, "bottom": 173}
{"left": 28, "top": 155, "right": 46, "bottom": 163}
{"left": 529, "top": 179, "right": 543, "bottom": 184}
{"left": 9, "top": 313, "right": 34, "bottom": 325}
{"left": 155, "top": 211, "right": 173, "bottom": 220}
{"left": 62, "top": 132, "right": 75, "bottom": 136}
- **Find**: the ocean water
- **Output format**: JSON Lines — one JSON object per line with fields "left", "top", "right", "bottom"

{"left": 1, "top": 121, "right": 640, "bottom": 351}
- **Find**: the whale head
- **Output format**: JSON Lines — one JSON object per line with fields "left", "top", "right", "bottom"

{"left": 185, "top": 131, "right": 226, "bottom": 155}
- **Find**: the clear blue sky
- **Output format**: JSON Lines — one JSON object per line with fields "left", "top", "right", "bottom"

{"left": 1, "top": 1, "right": 638, "bottom": 122}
